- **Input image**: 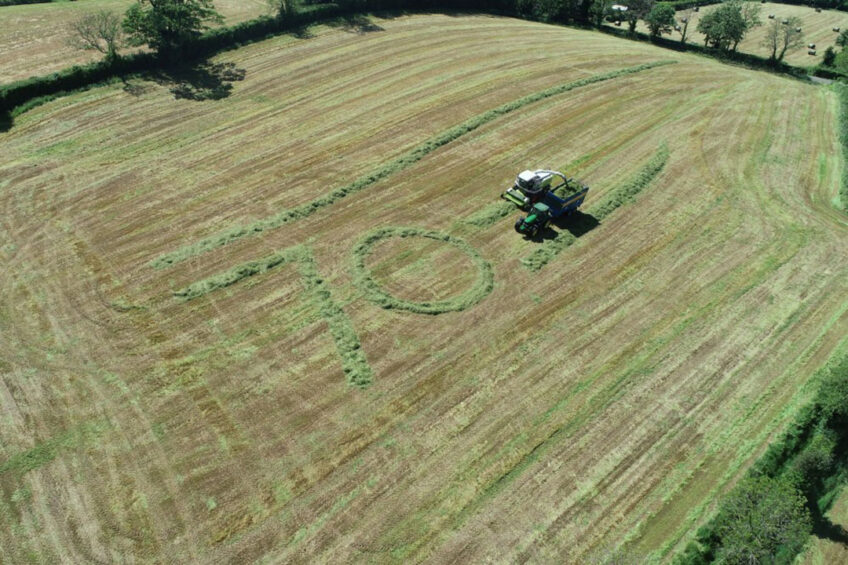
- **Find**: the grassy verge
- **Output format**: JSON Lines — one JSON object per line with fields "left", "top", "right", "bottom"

{"left": 174, "top": 245, "right": 372, "bottom": 387}
{"left": 521, "top": 142, "right": 669, "bottom": 271}
{"left": 351, "top": 227, "right": 494, "bottom": 315}
{"left": 463, "top": 200, "right": 515, "bottom": 227}
{"left": 837, "top": 83, "right": 848, "bottom": 212}
{"left": 151, "top": 61, "right": 676, "bottom": 269}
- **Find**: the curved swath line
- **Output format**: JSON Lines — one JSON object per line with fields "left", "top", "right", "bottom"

{"left": 150, "top": 60, "right": 677, "bottom": 270}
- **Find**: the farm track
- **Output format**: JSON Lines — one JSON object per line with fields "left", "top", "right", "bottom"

{"left": 0, "top": 14, "right": 846, "bottom": 563}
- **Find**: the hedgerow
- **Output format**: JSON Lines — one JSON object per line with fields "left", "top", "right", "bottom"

{"left": 351, "top": 227, "right": 494, "bottom": 315}
{"left": 152, "top": 61, "right": 675, "bottom": 269}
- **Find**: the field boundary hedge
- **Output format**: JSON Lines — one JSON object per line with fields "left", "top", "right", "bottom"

{"left": 351, "top": 227, "right": 494, "bottom": 315}
{"left": 151, "top": 61, "right": 675, "bottom": 269}
{"left": 676, "top": 349, "right": 848, "bottom": 563}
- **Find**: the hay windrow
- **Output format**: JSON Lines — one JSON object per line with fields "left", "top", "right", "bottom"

{"left": 151, "top": 61, "right": 676, "bottom": 270}
{"left": 352, "top": 227, "right": 494, "bottom": 315}
{"left": 174, "top": 246, "right": 372, "bottom": 387}
{"left": 464, "top": 200, "right": 514, "bottom": 227}
{"left": 521, "top": 142, "right": 669, "bottom": 271}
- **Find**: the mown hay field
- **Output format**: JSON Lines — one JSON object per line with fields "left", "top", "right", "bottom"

{"left": 0, "top": 0, "right": 268, "bottom": 83}
{"left": 613, "top": 2, "right": 848, "bottom": 67}
{"left": 0, "top": 13, "right": 847, "bottom": 563}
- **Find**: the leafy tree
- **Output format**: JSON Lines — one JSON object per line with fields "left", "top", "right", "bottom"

{"left": 623, "top": 0, "right": 654, "bottom": 33}
{"left": 837, "top": 29, "right": 848, "bottom": 48}
{"left": 645, "top": 3, "right": 675, "bottom": 38}
{"left": 267, "top": 0, "right": 298, "bottom": 20}
{"left": 532, "top": 0, "right": 587, "bottom": 23}
{"left": 123, "top": 0, "right": 223, "bottom": 57}
{"left": 589, "top": 0, "right": 612, "bottom": 27}
{"left": 823, "top": 46, "right": 836, "bottom": 67}
{"left": 787, "top": 429, "right": 836, "bottom": 503}
{"left": 676, "top": 8, "right": 694, "bottom": 43}
{"left": 762, "top": 16, "right": 804, "bottom": 62}
{"left": 817, "top": 356, "right": 848, "bottom": 426}
{"left": 714, "top": 475, "right": 812, "bottom": 564}
{"left": 67, "top": 10, "right": 125, "bottom": 63}
{"left": 697, "top": 0, "right": 760, "bottom": 51}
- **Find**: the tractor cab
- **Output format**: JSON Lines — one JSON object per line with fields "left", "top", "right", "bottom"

{"left": 514, "top": 202, "right": 552, "bottom": 238}
{"left": 515, "top": 170, "right": 551, "bottom": 195}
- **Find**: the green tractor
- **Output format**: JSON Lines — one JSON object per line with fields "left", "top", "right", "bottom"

{"left": 514, "top": 202, "right": 553, "bottom": 238}
{"left": 503, "top": 170, "right": 590, "bottom": 239}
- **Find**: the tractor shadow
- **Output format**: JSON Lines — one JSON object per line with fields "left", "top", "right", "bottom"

{"left": 151, "top": 61, "right": 247, "bottom": 101}
{"left": 529, "top": 211, "right": 600, "bottom": 242}
{"left": 555, "top": 210, "right": 600, "bottom": 237}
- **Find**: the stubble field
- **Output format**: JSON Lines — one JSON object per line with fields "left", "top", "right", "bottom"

{"left": 0, "top": 13, "right": 846, "bottom": 563}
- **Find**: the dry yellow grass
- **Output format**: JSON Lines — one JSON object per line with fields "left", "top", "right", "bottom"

{"left": 0, "top": 0, "right": 268, "bottom": 83}
{"left": 0, "top": 14, "right": 846, "bottom": 563}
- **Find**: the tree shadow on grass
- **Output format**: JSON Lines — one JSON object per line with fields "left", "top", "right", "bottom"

{"left": 327, "top": 14, "right": 385, "bottom": 34}
{"left": 151, "top": 61, "right": 247, "bottom": 101}
{"left": 812, "top": 505, "right": 848, "bottom": 547}
{"left": 0, "top": 110, "right": 11, "bottom": 133}
{"left": 286, "top": 23, "right": 314, "bottom": 39}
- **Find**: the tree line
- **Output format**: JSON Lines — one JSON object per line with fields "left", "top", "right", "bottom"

{"left": 63, "top": 0, "right": 843, "bottom": 69}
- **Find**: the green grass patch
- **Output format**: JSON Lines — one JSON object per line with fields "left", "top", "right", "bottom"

{"left": 521, "top": 142, "right": 669, "bottom": 271}
{"left": 151, "top": 61, "right": 676, "bottom": 270}
{"left": 352, "top": 227, "right": 494, "bottom": 315}
{"left": 0, "top": 421, "right": 108, "bottom": 477}
{"left": 590, "top": 142, "right": 669, "bottom": 221}
{"left": 836, "top": 83, "right": 848, "bottom": 212}
{"left": 463, "top": 200, "right": 514, "bottom": 227}
{"left": 174, "top": 245, "right": 372, "bottom": 387}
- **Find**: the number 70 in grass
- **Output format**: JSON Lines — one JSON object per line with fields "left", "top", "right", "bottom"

{"left": 173, "top": 228, "right": 494, "bottom": 388}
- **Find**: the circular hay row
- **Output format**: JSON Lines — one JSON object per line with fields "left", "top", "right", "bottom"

{"left": 352, "top": 227, "right": 494, "bottom": 315}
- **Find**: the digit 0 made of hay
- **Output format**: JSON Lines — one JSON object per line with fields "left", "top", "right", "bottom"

{"left": 352, "top": 227, "right": 494, "bottom": 315}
